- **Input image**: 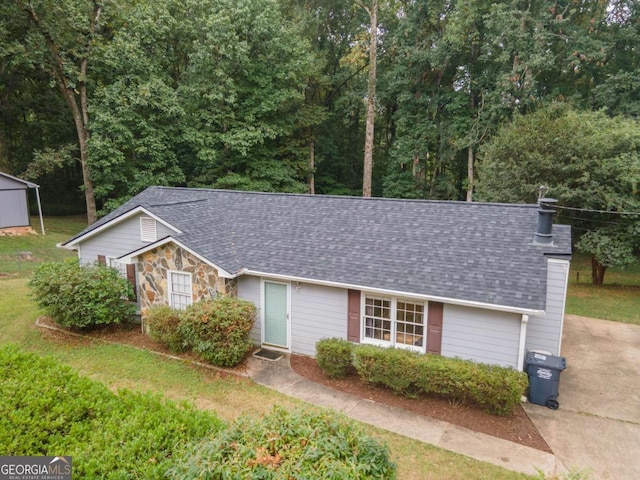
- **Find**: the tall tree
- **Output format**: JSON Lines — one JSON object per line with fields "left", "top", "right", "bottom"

{"left": 356, "top": 0, "right": 379, "bottom": 197}
{"left": 477, "top": 105, "right": 640, "bottom": 285}
{"left": 12, "top": 0, "right": 110, "bottom": 223}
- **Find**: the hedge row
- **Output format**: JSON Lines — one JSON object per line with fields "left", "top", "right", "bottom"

{"left": 316, "top": 338, "right": 528, "bottom": 416}
{"left": 1, "top": 346, "right": 396, "bottom": 479}
{"left": 353, "top": 344, "right": 528, "bottom": 415}
{"left": 146, "top": 297, "right": 257, "bottom": 367}
{"left": 0, "top": 345, "right": 222, "bottom": 478}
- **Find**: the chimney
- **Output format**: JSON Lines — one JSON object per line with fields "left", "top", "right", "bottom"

{"left": 534, "top": 198, "right": 558, "bottom": 245}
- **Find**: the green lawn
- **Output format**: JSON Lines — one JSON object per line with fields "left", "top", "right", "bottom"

{"left": 0, "top": 216, "right": 86, "bottom": 277}
{"left": 566, "top": 254, "right": 640, "bottom": 325}
{"left": 0, "top": 216, "right": 531, "bottom": 480}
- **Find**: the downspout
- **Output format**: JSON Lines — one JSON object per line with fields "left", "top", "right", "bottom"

{"left": 35, "top": 186, "right": 45, "bottom": 235}
{"left": 517, "top": 314, "right": 529, "bottom": 371}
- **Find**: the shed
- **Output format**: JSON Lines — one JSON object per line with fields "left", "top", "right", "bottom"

{"left": 0, "top": 171, "right": 45, "bottom": 234}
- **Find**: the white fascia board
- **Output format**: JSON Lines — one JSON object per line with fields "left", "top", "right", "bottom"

{"left": 239, "top": 269, "right": 544, "bottom": 316}
{"left": 0, "top": 171, "right": 38, "bottom": 188}
{"left": 62, "top": 206, "right": 182, "bottom": 249}
{"left": 118, "top": 236, "right": 234, "bottom": 279}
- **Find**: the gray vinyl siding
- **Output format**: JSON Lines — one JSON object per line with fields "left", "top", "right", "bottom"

{"left": 441, "top": 305, "right": 521, "bottom": 368}
{"left": 237, "top": 275, "right": 262, "bottom": 346}
{"left": 526, "top": 259, "right": 570, "bottom": 356}
{"left": 237, "top": 276, "right": 348, "bottom": 355}
{"left": 77, "top": 214, "right": 175, "bottom": 265}
{"left": 0, "top": 189, "right": 29, "bottom": 228}
{"left": 290, "top": 282, "right": 347, "bottom": 356}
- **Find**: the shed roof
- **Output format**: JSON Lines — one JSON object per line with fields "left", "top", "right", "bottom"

{"left": 0, "top": 171, "right": 38, "bottom": 189}
{"left": 64, "top": 187, "right": 571, "bottom": 312}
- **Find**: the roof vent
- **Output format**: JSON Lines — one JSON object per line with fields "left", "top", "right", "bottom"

{"left": 534, "top": 198, "right": 557, "bottom": 245}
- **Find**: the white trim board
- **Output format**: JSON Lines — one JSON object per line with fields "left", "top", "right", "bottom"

{"left": 62, "top": 206, "right": 182, "bottom": 248}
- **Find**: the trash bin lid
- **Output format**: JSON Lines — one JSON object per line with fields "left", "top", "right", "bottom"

{"left": 526, "top": 351, "right": 567, "bottom": 370}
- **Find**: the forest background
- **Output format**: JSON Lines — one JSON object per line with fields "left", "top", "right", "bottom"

{"left": 1, "top": 0, "right": 639, "bottom": 283}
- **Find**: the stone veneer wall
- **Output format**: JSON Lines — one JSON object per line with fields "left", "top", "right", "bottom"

{"left": 137, "top": 243, "right": 236, "bottom": 318}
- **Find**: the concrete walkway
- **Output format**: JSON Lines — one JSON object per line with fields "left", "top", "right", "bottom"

{"left": 247, "top": 353, "right": 561, "bottom": 477}
{"left": 524, "top": 315, "right": 640, "bottom": 480}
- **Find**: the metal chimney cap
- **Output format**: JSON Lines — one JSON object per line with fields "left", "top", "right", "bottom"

{"left": 539, "top": 198, "right": 558, "bottom": 209}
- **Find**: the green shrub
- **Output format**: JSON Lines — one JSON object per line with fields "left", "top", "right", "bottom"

{"left": 146, "top": 305, "right": 186, "bottom": 353}
{"left": 353, "top": 344, "right": 528, "bottom": 415}
{"left": 316, "top": 337, "right": 354, "bottom": 379}
{"left": 0, "top": 345, "right": 223, "bottom": 478}
{"left": 168, "top": 406, "right": 397, "bottom": 479}
{"left": 28, "top": 259, "right": 135, "bottom": 329}
{"left": 179, "top": 296, "right": 256, "bottom": 367}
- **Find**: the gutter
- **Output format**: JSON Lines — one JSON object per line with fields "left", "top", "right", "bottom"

{"left": 238, "top": 268, "right": 545, "bottom": 316}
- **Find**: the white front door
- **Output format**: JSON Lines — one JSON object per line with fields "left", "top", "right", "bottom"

{"left": 263, "top": 281, "right": 289, "bottom": 348}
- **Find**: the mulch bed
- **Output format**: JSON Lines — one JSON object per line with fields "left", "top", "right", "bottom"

{"left": 290, "top": 354, "right": 551, "bottom": 452}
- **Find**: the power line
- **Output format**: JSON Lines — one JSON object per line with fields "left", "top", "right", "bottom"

{"left": 554, "top": 205, "right": 640, "bottom": 216}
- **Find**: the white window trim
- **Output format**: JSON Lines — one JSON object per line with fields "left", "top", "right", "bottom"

{"left": 168, "top": 270, "right": 193, "bottom": 310}
{"left": 140, "top": 216, "right": 158, "bottom": 242}
{"left": 361, "top": 294, "right": 427, "bottom": 353}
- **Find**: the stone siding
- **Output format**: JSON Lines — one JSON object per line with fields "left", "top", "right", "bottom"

{"left": 137, "top": 243, "right": 235, "bottom": 318}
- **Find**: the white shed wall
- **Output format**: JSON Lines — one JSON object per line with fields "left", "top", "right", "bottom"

{"left": 0, "top": 190, "right": 29, "bottom": 228}
{"left": 441, "top": 305, "right": 521, "bottom": 368}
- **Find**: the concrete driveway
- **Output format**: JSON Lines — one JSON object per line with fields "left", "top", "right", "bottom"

{"left": 524, "top": 315, "right": 640, "bottom": 479}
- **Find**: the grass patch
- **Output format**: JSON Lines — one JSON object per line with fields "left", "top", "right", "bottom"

{"left": 0, "top": 216, "right": 85, "bottom": 278}
{"left": 567, "top": 254, "right": 640, "bottom": 325}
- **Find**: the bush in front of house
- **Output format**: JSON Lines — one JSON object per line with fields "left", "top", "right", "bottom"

{"left": 146, "top": 305, "right": 186, "bottom": 353}
{"left": 179, "top": 296, "right": 257, "bottom": 367}
{"left": 28, "top": 259, "right": 135, "bottom": 329}
{"left": 316, "top": 337, "right": 354, "bottom": 379}
{"left": 168, "top": 406, "right": 397, "bottom": 479}
{"left": 353, "top": 344, "right": 528, "bottom": 415}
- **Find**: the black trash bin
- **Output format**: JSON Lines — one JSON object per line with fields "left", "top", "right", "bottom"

{"left": 526, "top": 351, "right": 567, "bottom": 410}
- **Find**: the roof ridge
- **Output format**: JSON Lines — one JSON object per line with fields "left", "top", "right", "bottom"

{"left": 145, "top": 186, "right": 538, "bottom": 208}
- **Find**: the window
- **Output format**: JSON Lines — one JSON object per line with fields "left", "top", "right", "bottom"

{"left": 363, "top": 296, "right": 425, "bottom": 351}
{"left": 169, "top": 271, "right": 192, "bottom": 310}
{"left": 107, "top": 257, "right": 126, "bottom": 278}
{"left": 364, "top": 297, "right": 391, "bottom": 342}
{"left": 396, "top": 301, "right": 424, "bottom": 348}
{"left": 140, "top": 217, "right": 157, "bottom": 242}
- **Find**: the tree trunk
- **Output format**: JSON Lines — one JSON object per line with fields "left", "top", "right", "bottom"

{"left": 466, "top": 146, "right": 474, "bottom": 202}
{"left": 21, "top": 1, "right": 100, "bottom": 224}
{"left": 591, "top": 255, "right": 607, "bottom": 286}
{"left": 308, "top": 140, "right": 315, "bottom": 194}
{"left": 361, "top": 0, "right": 378, "bottom": 198}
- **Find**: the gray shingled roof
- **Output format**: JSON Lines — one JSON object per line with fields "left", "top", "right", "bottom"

{"left": 66, "top": 187, "right": 572, "bottom": 312}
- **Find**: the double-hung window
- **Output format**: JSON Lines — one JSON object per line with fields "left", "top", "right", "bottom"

{"left": 169, "top": 271, "right": 192, "bottom": 310}
{"left": 363, "top": 295, "right": 425, "bottom": 352}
